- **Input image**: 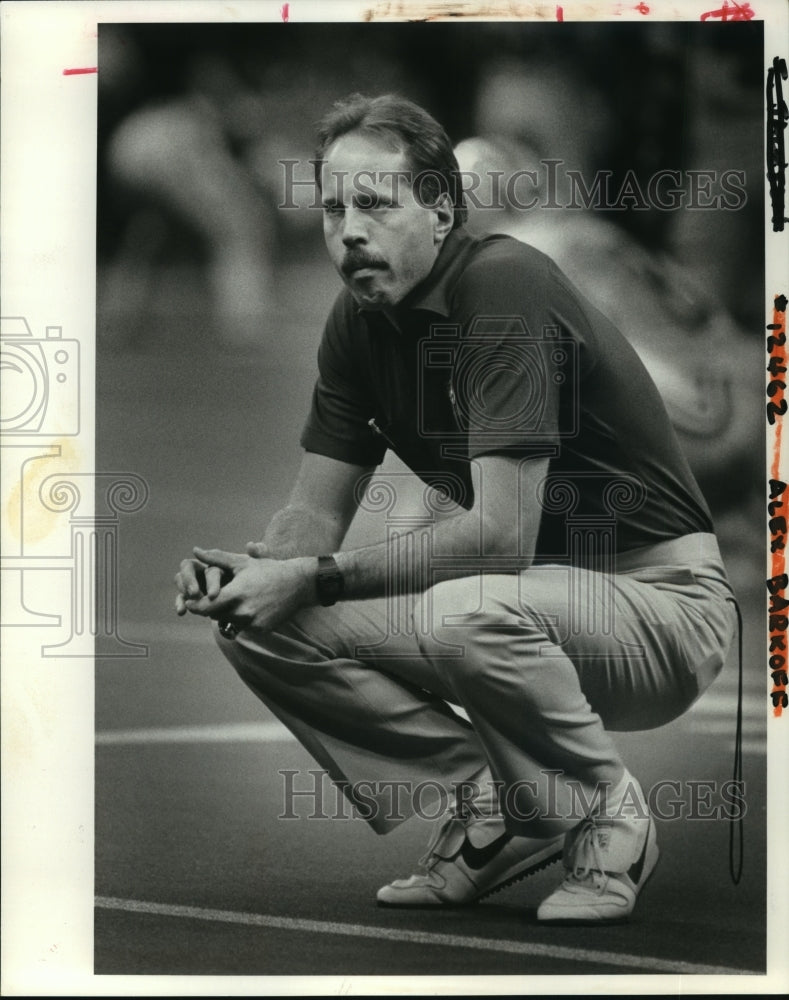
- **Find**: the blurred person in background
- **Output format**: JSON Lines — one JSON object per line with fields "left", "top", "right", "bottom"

{"left": 99, "top": 34, "right": 277, "bottom": 347}
{"left": 175, "top": 93, "right": 737, "bottom": 926}
{"left": 455, "top": 49, "right": 761, "bottom": 509}
{"left": 453, "top": 43, "right": 762, "bottom": 584}
{"left": 97, "top": 24, "right": 426, "bottom": 349}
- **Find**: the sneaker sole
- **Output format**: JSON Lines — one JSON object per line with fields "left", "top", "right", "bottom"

{"left": 376, "top": 841, "right": 564, "bottom": 908}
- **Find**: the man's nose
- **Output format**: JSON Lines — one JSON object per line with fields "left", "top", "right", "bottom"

{"left": 341, "top": 206, "right": 368, "bottom": 246}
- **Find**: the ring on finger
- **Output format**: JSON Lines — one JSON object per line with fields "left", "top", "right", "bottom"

{"left": 219, "top": 620, "right": 239, "bottom": 640}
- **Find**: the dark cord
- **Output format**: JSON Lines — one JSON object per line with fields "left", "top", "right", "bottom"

{"left": 726, "top": 596, "right": 744, "bottom": 885}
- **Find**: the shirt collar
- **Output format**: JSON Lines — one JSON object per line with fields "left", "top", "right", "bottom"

{"left": 356, "top": 227, "right": 478, "bottom": 321}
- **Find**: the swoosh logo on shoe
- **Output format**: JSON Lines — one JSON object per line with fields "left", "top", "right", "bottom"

{"left": 460, "top": 832, "right": 512, "bottom": 871}
{"left": 627, "top": 830, "right": 650, "bottom": 885}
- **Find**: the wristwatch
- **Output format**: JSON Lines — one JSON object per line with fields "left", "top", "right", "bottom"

{"left": 316, "top": 555, "right": 344, "bottom": 607}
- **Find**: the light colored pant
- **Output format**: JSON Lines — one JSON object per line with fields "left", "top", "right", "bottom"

{"left": 216, "top": 533, "right": 736, "bottom": 836}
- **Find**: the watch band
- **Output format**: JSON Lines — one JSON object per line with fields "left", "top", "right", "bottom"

{"left": 316, "top": 554, "right": 344, "bottom": 607}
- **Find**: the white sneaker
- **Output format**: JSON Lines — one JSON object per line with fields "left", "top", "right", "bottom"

{"left": 377, "top": 807, "right": 564, "bottom": 907}
{"left": 537, "top": 812, "right": 659, "bottom": 923}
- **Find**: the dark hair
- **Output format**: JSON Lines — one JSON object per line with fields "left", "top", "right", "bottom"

{"left": 314, "top": 93, "right": 468, "bottom": 229}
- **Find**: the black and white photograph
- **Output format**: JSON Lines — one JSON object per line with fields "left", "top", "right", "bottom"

{"left": 2, "top": 1, "right": 788, "bottom": 994}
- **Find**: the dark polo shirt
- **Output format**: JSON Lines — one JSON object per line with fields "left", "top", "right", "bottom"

{"left": 300, "top": 228, "right": 713, "bottom": 560}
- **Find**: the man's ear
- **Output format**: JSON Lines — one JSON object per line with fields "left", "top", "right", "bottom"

{"left": 433, "top": 192, "right": 455, "bottom": 244}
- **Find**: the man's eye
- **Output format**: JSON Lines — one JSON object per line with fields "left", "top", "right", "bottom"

{"left": 353, "top": 194, "right": 398, "bottom": 211}
{"left": 323, "top": 204, "right": 345, "bottom": 216}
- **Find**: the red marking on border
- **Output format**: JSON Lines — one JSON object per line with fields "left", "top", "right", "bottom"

{"left": 769, "top": 302, "right": 786, "bottom": 488}
{"left": 700, "top": 1, "right": 754, "bottom": 21}
{"left": 63, "top": 67, "right": 97, "bottom": 76}
{"left": 635, "top": 2, "right": 650, "bottom": 12}
{"left": 281, "top": 2, "right": 290, "bottom": 21}
{"left": 769, "top": 481, "right": 786, "bottom": 718}
{"left": 771, "top": 425, "right": 784, "bottom": 484}
{"left": 556, "top": 4, "right": 564, "bottom": 20}
{"left": 768, "top": 296, "right": 788, "bottom": 717}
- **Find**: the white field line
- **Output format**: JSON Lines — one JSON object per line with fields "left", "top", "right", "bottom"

{"left": 94, "top": 896, "right": 752, "bottom": 976}
{"left": 95, "top": 721, "right": 294, "bottom": 745}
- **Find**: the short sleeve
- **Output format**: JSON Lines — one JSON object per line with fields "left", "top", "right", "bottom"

{"left": 300, "top": 295, "right": 387, "bottom": 467}
{"left": 451, "top": 244, "right": 572, "bottom": 459}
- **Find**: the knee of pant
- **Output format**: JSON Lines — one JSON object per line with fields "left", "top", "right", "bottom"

{"left": 416, "top": 577, "right": 518, "bottom": 667}
{"left": 414, "top": 579, "right": 464, "bottom": 663}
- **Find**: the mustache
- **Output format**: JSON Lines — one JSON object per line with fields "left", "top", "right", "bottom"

{"left": 341, "top": 249, "right": 388, "bottom": 276}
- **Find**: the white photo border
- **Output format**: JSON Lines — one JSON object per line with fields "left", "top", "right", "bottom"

{"left": 1, "top": 0, "right": 787, "bottom": 995}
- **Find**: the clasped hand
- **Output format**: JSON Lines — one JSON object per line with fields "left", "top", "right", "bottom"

{"left": 174, "top": 543, "right": 312, "bottom": 634}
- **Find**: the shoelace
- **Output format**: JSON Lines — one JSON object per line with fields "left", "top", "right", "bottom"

{"left": 567, "top": 817, "right": 609, "bottom": 896}
{"left": 418, "top": 808, "right": 465, "bottom": 870}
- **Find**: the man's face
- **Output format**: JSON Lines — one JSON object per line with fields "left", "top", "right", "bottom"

{"left": 320, "top": 132, "right": 452, "bottom": 311}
